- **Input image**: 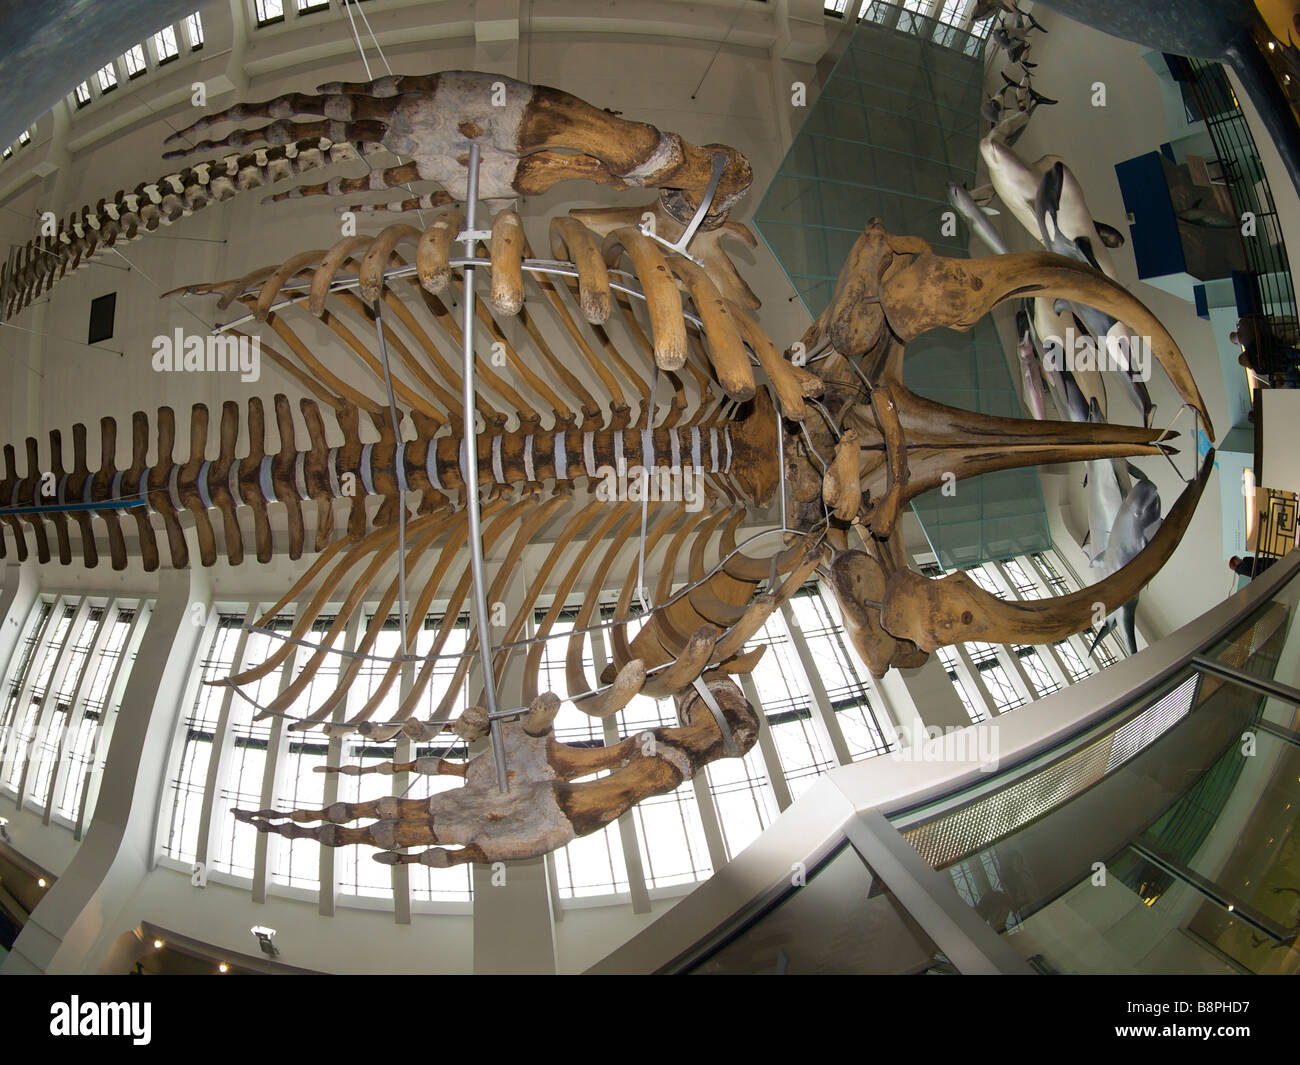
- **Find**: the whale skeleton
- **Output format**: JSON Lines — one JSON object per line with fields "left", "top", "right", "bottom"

{"left": 0, "top": 70, "right": 1215, "bottom": 867}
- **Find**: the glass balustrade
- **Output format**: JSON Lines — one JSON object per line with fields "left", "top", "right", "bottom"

{"left": 616, "top": 551, "right": 1300, "bottom": 975}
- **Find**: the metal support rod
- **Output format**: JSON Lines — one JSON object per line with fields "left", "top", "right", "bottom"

{"left": 1191, "top": 653, "right": 1300, "bottom": 707}
{"left": 636, "top": 367, "right": 658, "bottom": 616}
{"left": 1129, "top": 841, "right": 1295, "bottom": 944}
{"left": 460, "top": 142, "right": 509, "bottom": 793}
{"left": 776, "top": 408, "right": 788, "bottom": 534}
{"left": 1253, "top": 717, "right": 1300, "bottom": 750}
{"left": 372, "top": 299, "right": 408, "bottom": 660}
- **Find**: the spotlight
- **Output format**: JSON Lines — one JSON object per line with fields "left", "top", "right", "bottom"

{"left": 37, "top": 877, "right": 46, "bottom": 888}
{"left": 153, "top": 939, "right": 164, "bottom": 950}
{"left": 1269, "top": 40, "right": 1277, "bottom": 52}
{"left": 218, "top": 962, "right": 229, "bottom": 973}
{"left": 250, "top": 925, "right": 280, "bottom": 959}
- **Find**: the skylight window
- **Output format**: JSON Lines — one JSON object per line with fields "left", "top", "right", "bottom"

{"left": 152, "top": 25, "right": 180, "bottom": 64}
{"left": 185, "top": 11, "right": 205, "bottom": 49}
{"left": 297, "top": 0, "right": 331, "bottom": 12}
{"left": 255, "top": 0, "right": 286, "bottom": 26}
{"left": 73, "top": 81, "right": 92, "bottom": 107}
{"left": 17, "top": 127, "right": 31, "bottom": 146}
{"left": 937, "top": 0, "right": 968, "bottom": 23}
{"left": 96, "top": 62, "right": 118, "bottom": 93}
{"left": 123, "top": 43, "right": 148, "bottom": 78}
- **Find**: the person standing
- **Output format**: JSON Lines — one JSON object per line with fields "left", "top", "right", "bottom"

{"left": 1229, "top": 555, "right": 1278, "bottom": 579}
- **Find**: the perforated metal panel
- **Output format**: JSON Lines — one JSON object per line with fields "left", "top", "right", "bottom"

{"left": 903, "top": 673, "right": 1202, "bottom": 868}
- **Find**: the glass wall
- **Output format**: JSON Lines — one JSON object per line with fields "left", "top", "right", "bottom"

{"left": 756, "top": 0, "right": 1047, "bottom": 569}
{"left": 0, "top": 595, "right": 145, "bottom": 835}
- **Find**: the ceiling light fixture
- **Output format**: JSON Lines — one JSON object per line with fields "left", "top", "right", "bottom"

{"left": 218, "top": 962, "right": 229, "bottom": 973}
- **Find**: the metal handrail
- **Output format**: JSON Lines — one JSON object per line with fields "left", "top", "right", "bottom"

{"left": 1184, "top": 57, "right": 1299, "bottom": 362}
{"left": 887, "top": 548, "right": 1300, "bottom": 832}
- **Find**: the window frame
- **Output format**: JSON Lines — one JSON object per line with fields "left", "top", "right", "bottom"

{"left": 122, "top": 43, "right": 149, "bottom": 79}
{"left": 151, "top": 25, "right": 181, "bottom": 66}
{"left": 184, "top": 11, "right": 205, "bottom": 50}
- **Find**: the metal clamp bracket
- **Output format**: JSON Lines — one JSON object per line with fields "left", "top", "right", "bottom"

{"left": 639, "top": 152, "right": 728, "bottom": 265}
{"left": 691, "top": 676, "right": 740, "bottom": 757}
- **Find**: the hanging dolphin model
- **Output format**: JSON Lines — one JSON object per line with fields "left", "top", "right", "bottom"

{"left": 982, "top": 90, "right": 1014, "bottom": 126}
{"left": 973, "top": 1, "right": 1047, "bottom": 34}
{"left": 1088, "top": 469, "right": 1163, "bottom": 656}
{"left": 1034, "top": 296, "right": 1107, "bottom": 420}
{"left": 991, "top": 23, "right": 1033, "bottom": 64}
{"left": 1083, "top": 401, "right": 1129, "bottom": 561}
{"left": 979, "top": 137, "right": 1125, "bottom": 283}
{"left": 1033, "top": 162, "right": 1154, "bottom": 426}
{"left": 947, "top": 181, "right": 1008, "bottom": 254}
{"left": 1000, "top": 71, "right": 1058, "bottom": 113}
{"left": 1016, "top": 305, "right": 1048, "bottom": 419}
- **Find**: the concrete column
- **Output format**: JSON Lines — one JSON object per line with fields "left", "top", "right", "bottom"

{"left": 470, "top": 559, "right": 556, "bottom": 974}
{"left": 989, "top": 561, "right": 1072, "bottom": 690}
{"left": 319, "top": 609, "right": 364, "bottom": 918}
{"left": 739, "top": 671, "right": 794, "bottom": 812}
{"left": 690, "top": 763, "right": 729, "bottom": 869}
{"left": 251, "top": 598, "right": 307, "bottom": 906}
{"left": 951, "top": 643, "right": 997, "bottom": 716}
{"left": 813, "top": 585, "right": 916, "bottom": 752}
{"left": 192, "top": 605, "right": 252, "bottom": 873}
{"left": 895, "top": 653, "right": 975, "bottom": 731}
{"left": 474, "top": 0, "right": 520, "bottom": 79}
{"left": 0, "top": 565, "right": 42, "bottom": 798}
{"left": 218, "top": 0, "right": 252, "bottom": 103}
{"left": 873, "top": 666, "right": 929, "bottom": 747}
{"left": 779, "top": 601, "right": 853, "bottom": 766}
{"left": 1021, "top": 553, "right": 1105, "bottom": 675}
{"left": 2, "top": 565, "right": 206, "bottom": 974}
{"left": 590, "top": 626, "right": 651, "bottom": 913}
{"left": 770, "top": 0, "right": 831, "bottom": 151}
